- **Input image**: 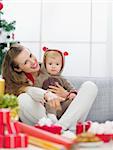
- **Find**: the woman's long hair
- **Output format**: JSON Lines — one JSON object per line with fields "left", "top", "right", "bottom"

{"left": 2, "top": 44, "right": 29, "bottom": 96}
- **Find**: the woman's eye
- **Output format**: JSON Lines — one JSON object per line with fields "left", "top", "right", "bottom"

{"left": 24, "top": 61, "right": 27, "bottom": 65}
{"left": 56, "top": 63, "right": 59, "bottom": 65}
{"left": 49, "top": 63, "right": 52, "bottom": 65}
{"left": 30, "top": 53, "right": 32, "bottom": 58}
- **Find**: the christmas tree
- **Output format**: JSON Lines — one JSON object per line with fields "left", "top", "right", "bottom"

{"left": 0, "top": 1, "right": 17, "bottom": 74}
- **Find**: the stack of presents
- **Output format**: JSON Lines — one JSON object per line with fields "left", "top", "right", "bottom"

{"left": 0, "top": 108, "right": 28, "bottom": 148}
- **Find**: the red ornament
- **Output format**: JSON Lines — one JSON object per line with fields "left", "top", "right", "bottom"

{"left": 0, "top": 2, "right": 3, "bottom": 10}
{"left": 64, "top": 51, "right": 69, "bottom": 56}
{"left": 42, "top": 47, "right": 48, "bottom": 52}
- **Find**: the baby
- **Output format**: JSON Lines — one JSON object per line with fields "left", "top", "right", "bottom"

{"left": 36, "top": 47, "right": 77, "bottom": 123}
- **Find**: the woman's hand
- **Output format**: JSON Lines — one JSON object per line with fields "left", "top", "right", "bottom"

{"left": 47, "top": 99, "right": 62, "bottom": 111}
{"left": 48, "top": 82, "right": 69, "bottom": 98}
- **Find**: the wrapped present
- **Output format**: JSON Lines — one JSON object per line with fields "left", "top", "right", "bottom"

{"left": 0, "top": 124, "right": 4, "bottom": 134}
{"left": 35, "top": 117, "right": 62, "bottom": 134}
{"left": 0, "top": 135, "right": 3, "bottom": 148}
{"left": 4, "top": 134, "right": 18, "bottom": 148}
{"left": 76, "top": 121, "right": 91, "bottom": 135}
{"left": 0, "top": 108, "right": 10, "bottom": 125}
{"left": 35, "top": 124, "right": 62, "bottom": 134}
{"left": 3, "top": 122, "right": 18, "bottom": 135}
{"left": 4, "top": 133, "right": 28, "bottom": 148}
{"left": 96, "top": 134, "right": 112, "bottom": 143}
{"left": 15, "top": 121, "right": 74, "bottom": 150}
{"left": 6, "top": 121, "right": 18, "bottom": 134}
{"left": 0, "top": 108, "right": 28, "bottom": 148}
{"left": 16, "top": 133, "right": 28, "bottom": 148}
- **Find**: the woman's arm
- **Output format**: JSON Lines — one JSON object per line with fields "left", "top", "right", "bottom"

{"left": 25, "top": 86, "right": 47, "bottom": 102}
{"left": 25, "top": 86, "right": 64, "bottom": 102}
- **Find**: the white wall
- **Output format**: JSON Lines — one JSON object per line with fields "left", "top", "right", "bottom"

{"left": 2, "top": 0, "right": 113, "bottom": 77}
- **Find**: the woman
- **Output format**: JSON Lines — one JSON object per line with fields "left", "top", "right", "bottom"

{"left": 2, "top": 44, "right": 98, "bottom": 131}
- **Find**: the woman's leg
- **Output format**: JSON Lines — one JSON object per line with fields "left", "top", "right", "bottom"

{"left": 18, "top": 93, "right": 47, "bottom": 125}
{"left": 57, "top": 81, "right": 98, "bottom": 131}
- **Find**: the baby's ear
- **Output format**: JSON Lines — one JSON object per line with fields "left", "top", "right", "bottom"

{"left": 42, "top": 47, "right": 48, "bottom": 52}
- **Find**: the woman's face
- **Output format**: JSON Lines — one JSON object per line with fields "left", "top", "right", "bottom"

{"left": 14, "top": 48, "right": 40, "bottom": 73}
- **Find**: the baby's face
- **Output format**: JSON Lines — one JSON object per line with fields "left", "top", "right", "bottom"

{"left": 46, "top": 55, "right": 62, "bottom": 75}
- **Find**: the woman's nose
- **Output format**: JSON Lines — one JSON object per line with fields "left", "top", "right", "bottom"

{"left": 29, "top": 58, "right": 35, "bottom": 64}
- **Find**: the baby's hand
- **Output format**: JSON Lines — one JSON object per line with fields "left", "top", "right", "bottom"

{"left": 68, "top": 93, "right": 76, "bottom": 100}
{"left": 44, "top": 91, "right": 65, "bottom": 102}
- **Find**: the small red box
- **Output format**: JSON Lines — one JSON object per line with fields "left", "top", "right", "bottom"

{"left": 0, "top": 109, "right": 10, "bottom": 125}
{"left": 4, "top": 133, "right": 28, "bottom": 148}
{"left": 7, "top": 122, "right": 18, "bottom": 134}
{"left": 0, "top": 135, "right": 4, "bottom": 148}
{"left": 35, "top": 125, "right": 62, "bottom": 134}
{"left": 16, "top": 133, "right": 28, "bottom": 148}
{"left": 4, "top": 134, "right": 18, "bottom": 148}
{"left": 96, "top": 134, "right": 113, "bottom": 143}
{"left": 0, "top": 124, "right": 4, "bottom": 134}
{"left": 76, "top": 121, "right": 91, "bottom": 134}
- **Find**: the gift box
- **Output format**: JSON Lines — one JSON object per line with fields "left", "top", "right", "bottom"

{"left": 0, "top": 135, "right": 4, "bottom": 148}
{"left": 6, "top": 121, "right": 18, "bottom": 134}
{"left": 4, "top": 133, "right": 28, "bottom": 148}
{"left": 0, "top": 124, "right": 4, "bottom": 134}
{"left": 76, "top": 121, "right": 91, "bottom": 135}
{"left": 16, "top": 133, "right": 28, "bottom": 148}
{"left": 15, "top": 121, "right": 74, "bottom": 150}
{"left": 35, "top": 124, "right": 62, "bottom": 134}
{"left": 4, "top": 134, "right": 18, "bottom": 148}
{"left": 96, "top": 134, "right": 113, "bottom": 143}
{"left": 0, "top": 109, "right": 10, "bottom": 125}
{"left": 3, "top": 122, "right": 18, "bottom": 135}
{"left": 0, "top": 108, "right": 28, "bottom": 148}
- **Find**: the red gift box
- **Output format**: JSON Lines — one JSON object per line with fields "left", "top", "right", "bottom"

{"left": 0, "top": 124, "right": 4, "bottom": 134}
{"left": 16, "top": 133, "right": 28, "bottom": 148}
{"left": 7, "top": 122, "right": 18, "bottom": 134}
{"left": 0, "top": 109, "right": 10, "bottom": 125}
{"left": 3, "top": 122, "right": 18, "bottom": 135}
{"left": 15, "top": 121, "right": 74, "bottom": 150}
{"left": 4, "top": 133, "right": 28, "bottom": 148}
{"left": 4, "top": 134, "right": 18, "bottom": 148}
{"left": 76, "top": 121, "right": 91, "bottom": 134}
{"left": 35, "top": 124, "right": 62, "bottom": 134}
{"left": 0, "top": 135, "right": 3, "bottom": 148}
{"left": 96, "top": 134, "right": 113, "bottom": 143}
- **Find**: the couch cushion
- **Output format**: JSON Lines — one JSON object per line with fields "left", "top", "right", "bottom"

{"left": 65, "top": 76, "right": 113, "bottom": 122}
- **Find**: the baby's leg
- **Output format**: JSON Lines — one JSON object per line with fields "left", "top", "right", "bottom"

{"left": 57, "top": 81, "right": 98, "bottom": 131}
